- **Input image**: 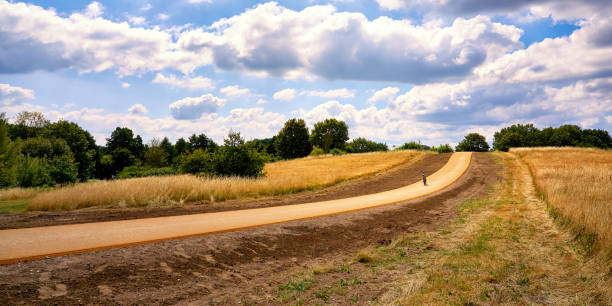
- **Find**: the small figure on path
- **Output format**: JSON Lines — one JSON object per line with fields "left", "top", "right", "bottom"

{"left": 422, "top": 171, "right": 427, "bottom": 186}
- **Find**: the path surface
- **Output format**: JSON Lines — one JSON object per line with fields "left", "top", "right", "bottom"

{"left": 0, "top": 152, "right": 471, "bottom": 264}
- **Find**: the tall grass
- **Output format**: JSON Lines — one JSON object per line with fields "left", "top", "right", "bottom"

{"left": 29, "top": 150, "right": 426, "bottom": 211}
{"left": 0, "top": 187, "right": 45, "bottom": 200}
{"left": 513, "top": 147, "right": 612, "bottom": 254}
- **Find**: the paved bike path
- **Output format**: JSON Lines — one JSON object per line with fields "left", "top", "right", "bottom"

{"left": 0, "top": 152, "right": 471, "bottom": 264}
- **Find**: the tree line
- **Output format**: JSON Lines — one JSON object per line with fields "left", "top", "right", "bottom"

{"left": 1, "top": 111, "right": 609, "bottom": 188}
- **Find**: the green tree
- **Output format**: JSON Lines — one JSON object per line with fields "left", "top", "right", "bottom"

{"left": 178, "top": 149, "right": 212, "bottom": 174}
{"left": 0, "top": 113, "right": 20, "bottom": 186}
{"left": 9, "top": 111, "right": 49, "bottom": 140}
{"left": 160, "top": 137, "right": 175, "bottom": 161}
{"left": 175, "top": 137, "right": 189, "bottom": 155}
{"left": 188, "top": 133, "right": 217, "bottom": 152}
{"left": 456, "top": 133, "right": 490, "bottom": 152}
{"left": 493, "top": 124, "right": 540, "bottom": 151}
{"left": 432, "top": 144, "right": 453, "bottom": 153}
{"left": 211, "top": 131, "right": 265, "bottom": 177}
{"left": 44, "top": 120, "right": 97, "bottom": 180}
{"left": 15, "top": 155, "right": 53, "bottom": 187}
{"left": 310, "top": 118, "right": 349, "bottom": 153}
{"left": 274, "top": 118, "right": 312, "bottom": 159}
{"left": 550, "top": 124, "right": 582, "bottom": 147}
{"left": 345, "top": 137, "right": 388, "bottom": 153}
{"left": 144, "top": 138, "right": 169, "bottom": 167}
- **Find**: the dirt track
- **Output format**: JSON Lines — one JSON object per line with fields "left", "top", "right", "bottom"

{"left": 0, "top": 153, "right": 450, "bottom": 230}
{"left": 0, "top": 153, "right": 500, "bottom": 304}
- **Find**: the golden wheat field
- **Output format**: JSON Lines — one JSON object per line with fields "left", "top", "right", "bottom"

{"left": 513, "top": 147, "right": 612, "bottom": 253}
{"left": 28, "top": 150, "right": 427, "bottom": 211}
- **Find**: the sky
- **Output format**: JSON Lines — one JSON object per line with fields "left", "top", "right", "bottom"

{"left": 1, "top": 0, "right": 611, "bottom": 147}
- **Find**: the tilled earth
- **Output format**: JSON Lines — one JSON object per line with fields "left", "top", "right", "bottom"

{"left": 0, "top": 153, "right": 501, "bottom": 304}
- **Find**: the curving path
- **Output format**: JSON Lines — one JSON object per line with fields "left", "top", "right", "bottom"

{"left": 0, "top": 152, "right": 471, "bottom": 264}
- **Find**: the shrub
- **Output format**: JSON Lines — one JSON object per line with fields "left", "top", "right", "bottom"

{"left": 117, "top": 166, "right": 176, "bottom": 179}
{"left": 398, "top": 141, "right": 426, "bottom": 151}
{"left": 15, "top": 155, "right": 53, "bottom": 187}
{"left": 48, "top": 154, "right": 78, "bottom": 184}
{"left": 345, "top": 137, "right": 388, "bottom": 153}
{"left": 432, "top": 144, "right": 453, "bottom": 153}
{"left": 179, "top": 149, "right": 212, "bottom": 174}
{"left": 211, "top": 145, "right": 265, "bottom": 177}
{"left": 309, "top": 147, "right": 325, "bottom": 156}
{"left": 329, "top": 148, "right": 347, "bottom": 155}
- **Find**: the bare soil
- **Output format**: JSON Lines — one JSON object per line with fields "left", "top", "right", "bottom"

{"left": 0, "top": 153, "right": 500, "bottom": 305}
{"left": 0, "top": 153, "right": 450, "bottom": 230}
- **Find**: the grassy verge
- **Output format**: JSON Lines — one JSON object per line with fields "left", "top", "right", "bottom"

{"left": 0, "top": 198, "right": 30, "bottom": 214}
{"left": 266, "top": 152, "right": 611, "bottom": 305}
{"left": 25, "top": 150, "right": 427, "bottom": 211}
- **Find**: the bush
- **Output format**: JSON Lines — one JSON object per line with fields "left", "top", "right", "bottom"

{"left": 15, "top": 155, "right": 53, "bottom": 187}
{"left": 309, "top": 147, "right": 325, "bottom": 156}
{"left": 345, "top": 137, "right": 388, "bottom": 153}
{"left": 179, "top": 149, "right": 212, "bottom": 174}
{"left": 431, "top": 144, "right": 453, "bottom": 153}
{"left": 398, "top": 141, "right": 427, "bottom": 151}
{"left": 329, "top": 148, "right": 347, "bottom": 156}
{"left": 48, "top": 154, "right": 78, "bottom": 184}
{"left": 117, "top": 166, "right": 176, "bottom": 179}
{"left": 211, "top": 145, "right": 265, "bottom": 177}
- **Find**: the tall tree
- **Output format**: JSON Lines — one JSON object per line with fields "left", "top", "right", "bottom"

{"left": 310, "top": 118, "right": 349, "bottom": 152}
{"left": 175, "top": 137, "right": 189, "bottom": 156}
{"left": 188, "top": 133, "right": 217, "bottom": 152}
{"left": 456, "top": 133, "right": 490, "bottom": 152}
{"left": 9, "top": 111, "right": 49, "bottom": 139}
{"left": 274, "top": 118, "right": 312, "bottom": 159}
{"left": 44, "top": 120, "right": 97, "bottom": 180}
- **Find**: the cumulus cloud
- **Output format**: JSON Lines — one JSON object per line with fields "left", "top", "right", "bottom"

{"left": 220, "top": 85, "right": 250, "bottom": 97}
{"left": 0, "top": 1, "right": 208, "bottom": 75}
{"left": 273, "top": 88, "right": 296, "bottom": 101}
{"left": 128, "top": 103, "right": 148, "bottom": 114}
{"left": 475, "top": 17, "right": 612, "bottom": 84}
{"left": 0, "top": 83, "right": 35, "bottom": 105}
{"left": 140, "top": 3, "right": 152, "bottom": 11}
{"left": 256, "top": 98, "right": 267, "bottom": 105}
{"left": 179, "top": 3, "right": 522, "bottom": 83}
{"left": 169, "top": 94, "right": 226, "bottom": 120}
{"left": 300, "top": 88, "right": 354, "bottom": 99}
{"left": 152, "top": 73, "right": 214, "bottom": 90}
{"left": 368, "top": 87, "right": 399, "bottom": 103}
{"left": 121, "top": 82, "right": 130, "bottom": 88}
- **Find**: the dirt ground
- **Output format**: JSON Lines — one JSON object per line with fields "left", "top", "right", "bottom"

{"left": 0, "top": 153, "right": 450, "bottom": 230}
{"left": 0, "top": 153, "right": 500, "bottom": 305}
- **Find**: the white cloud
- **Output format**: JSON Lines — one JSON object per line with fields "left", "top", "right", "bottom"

{"left": 179, "top": 3, "right": 522, "bottom": 83}
{"left": 300, "top": 88, "right": 354, "bottom": 99}
{"left": 376, "top": 0, "right": 408, "bottom": 11}
{"left": 273, "top": 88, "right": 296, "bottom": 101}
{"left": 84, "top": 1, "right": 103, "bottom": 18}
{"left": 0, "top": 1, "right": 209, "bottom": 76}
{"left": 0, "top": 83, "right": 35, "bottom": 105}
{"left": 157, "top": 13, "right": 169, "bottom": 20}
{"left": 220, "top": 85, "right": 250, "bottom": 97}
{"left": 152, "top": 73, "right": 214, "bottom": 90}
{"left": 367, "top": 87, "right": 399, "bottom": 103}
{"left": 128, "top": 103, "right": 148, "bottom": 114}
{"left": 127, "top": 15, "right": 146, "bottom": 25}
{"left": 256, "top": 98, "right": 267, "bottom": 105}
{"left": 169, "top": 94, "right": 226, "bottom": 120}
{"left": 140, "top": 3, "right": 152, "bottom": 11}
{"left": 121, "top": 82, "right": 130, "bottom": 88}
{"left": 476, "top": 17, "right": 612, "bottom": 84}
{"left": 188, "top": 0, "right": 212, "bottom": 3}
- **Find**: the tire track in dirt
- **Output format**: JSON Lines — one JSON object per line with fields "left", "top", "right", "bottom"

{"left": 0, "top": 153, "right": 501, "bottom": 305}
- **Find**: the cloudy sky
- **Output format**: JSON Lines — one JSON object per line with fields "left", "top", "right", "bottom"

{"left": 1, "top": 0, "right": 611, "bottom": 146}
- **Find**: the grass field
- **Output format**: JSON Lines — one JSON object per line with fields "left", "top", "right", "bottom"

{"left": 512, "top": 147, "right": 612, "bottom": 256}
{"left": 270, "top": 152, "right": 611, "bottom": 304}
{"left": 27, "top": 150, "right": 427, "bottom": 211}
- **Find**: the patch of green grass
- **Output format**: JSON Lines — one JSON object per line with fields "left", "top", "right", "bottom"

{"left": 277, "top": 276, "right": 316, "bottom": 302}
{"left": 0, "top": 198, "right": 30, "bottom": 214}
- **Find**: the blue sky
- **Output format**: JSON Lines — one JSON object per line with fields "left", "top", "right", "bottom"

{"left": 1, "top": 0, "right": 611, "bottom": 146}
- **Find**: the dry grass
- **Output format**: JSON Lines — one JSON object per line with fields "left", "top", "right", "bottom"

{"left": 29, "top": 150, "right": 426, "bottom": 211}
{"left": 512, "top": 147, "right": 612, "bottom": 255}
{"left": 0, "top": 187, "right": 45, "bottom": 200}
